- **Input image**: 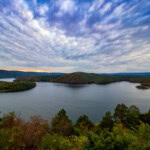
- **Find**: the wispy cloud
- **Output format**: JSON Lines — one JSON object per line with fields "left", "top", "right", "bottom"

{"left": 0, "top": 0, "right": 150, "bottom": 73}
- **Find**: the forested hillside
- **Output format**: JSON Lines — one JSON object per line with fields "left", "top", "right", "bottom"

{"left": 0, "top": 81, "right": 36, "bottom": 92}
{"left": 16, "top": 72, "right": 150, "bottom": 85}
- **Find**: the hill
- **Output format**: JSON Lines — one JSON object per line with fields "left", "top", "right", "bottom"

{"left": 0, "top": 70, "right": 63, "bottom": 78}
{"left": 16, "top": 72, "right": 118, "bottom": 84}
{"left": 16, "top": 72, "right": 150, "bottom": 85}
{"left": 48, "top": 72, "right": 117, "bottom": 84}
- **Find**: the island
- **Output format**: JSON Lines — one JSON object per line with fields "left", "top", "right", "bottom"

{"left": 136, "top": 83, "right": 150, "bottom": 90}
{"left": 0, "top": 81, "right": 36, "bottom": 92}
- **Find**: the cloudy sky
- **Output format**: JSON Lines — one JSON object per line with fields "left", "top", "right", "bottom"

{"left": 0, "top": 0, "right": 150, "bottom": 73}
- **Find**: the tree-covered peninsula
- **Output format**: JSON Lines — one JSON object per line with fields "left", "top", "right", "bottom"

{"left": 0, "top": 104, "right": 150, "bottom": 149}
{"left": 0, "top": 81, "right": 36, "bottom": 92}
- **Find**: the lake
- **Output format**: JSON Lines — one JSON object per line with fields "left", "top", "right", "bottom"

{"left": 0, "top": 78, "right": 150, "bottom": 123}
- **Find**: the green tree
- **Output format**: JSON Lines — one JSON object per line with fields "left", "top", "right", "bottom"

{"left": 41, "top": 134, "right": 72, "bottom": 150}
{"left": 111, "top": 124, "right": 136, "bottom": 150}
{"left": 126, "top": 105, "right": 140, "bottom": 128}
{"left": 130, "top": 123, "right": 150, "bottom": 150}
{"left": 140, "top": 109, "right": 150, "bottom": 125}
{"left": 114, "top": 104, "right": 140, "bottom": 128}
{"left": 51, "top": 109, "right": 74, "bottom": 136}
{"left": 71, "top": 136, "right": 89, "bottom": 150}
{"left": 100, "top": 111, "right": 114, "bottom": 131}
{"left": 75, "top": 115, "right": 94, "bottom": 130}
{"left": 114, "top": 104, "right": 129, "bottom": 127}
{"left": 0, "top": 129, "right": 11, "bottom": 150}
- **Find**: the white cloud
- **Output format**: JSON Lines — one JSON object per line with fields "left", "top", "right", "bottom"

{"left": 89, "top": 0, "right": 105, "bottom": 12}
{"left": 56, "top": 0, "right": 77, "bottom": 16}
{"left": 39, "top": 5, "right": 49, "bottom": 15}
{"left": 100, "top": 2, "right": 112, "bottom": 15}
{"left": 13, "top": 0, "right": 33, "bottom": 21}
{"left": 0, "top": 0, "right": 150, "bottom": 73}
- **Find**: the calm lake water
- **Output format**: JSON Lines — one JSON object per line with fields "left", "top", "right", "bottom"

{"left": 0, "top": 78, "right": 150, "bottom": 123}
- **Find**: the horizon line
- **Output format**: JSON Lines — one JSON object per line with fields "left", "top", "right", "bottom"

{"left": 1, "top": 68, "right": 53, "bottom": 73}
{"left": 1, "top": 69, "right": 150, "bottom": 74}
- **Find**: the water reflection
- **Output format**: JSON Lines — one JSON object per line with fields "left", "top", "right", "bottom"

{"left": 55, "top": 83, "right": 89, "bottom": 89}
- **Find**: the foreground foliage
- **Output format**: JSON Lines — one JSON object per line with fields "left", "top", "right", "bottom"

{"left": 0, "top": 81, "right": 36, "bottom": 92}
{"left": 0, "top": 104, "right": 150, "bottom": 150}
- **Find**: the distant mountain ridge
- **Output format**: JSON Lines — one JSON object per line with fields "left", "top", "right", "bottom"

{"left": 0, "top": 70, "right": 64, "bottom": 78}
{"left": 100, "top": 72, "right": 150, "bottom": 76}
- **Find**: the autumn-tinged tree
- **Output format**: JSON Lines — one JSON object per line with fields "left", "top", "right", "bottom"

{"left": 0, "top": 112, "right": 16, "bottom": 129}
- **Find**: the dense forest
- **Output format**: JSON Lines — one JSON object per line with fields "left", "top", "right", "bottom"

{"left": 0, "top": 81, "right": 36, "bottom": 92}
{"left": 0, "top": 104, "right": 150, "bottom": 150}
{"left": 16, "top": 72, "right": 150, "bottom": 85}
